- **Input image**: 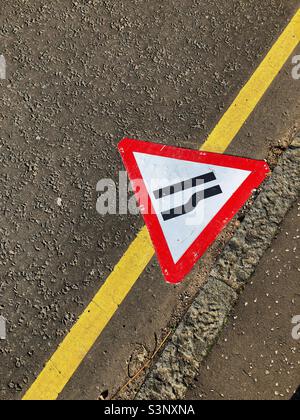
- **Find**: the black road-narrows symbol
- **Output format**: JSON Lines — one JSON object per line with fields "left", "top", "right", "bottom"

{"left": 153, "top": 172, "right": 223, "bottom": 221}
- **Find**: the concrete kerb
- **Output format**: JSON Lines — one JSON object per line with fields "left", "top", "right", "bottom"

{"left": 136, "top": 134, "right": 300, "bottom": 400}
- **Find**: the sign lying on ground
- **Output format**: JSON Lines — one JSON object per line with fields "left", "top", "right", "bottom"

{"left": 119, "top": 139, "right": 270, "bottom": 284}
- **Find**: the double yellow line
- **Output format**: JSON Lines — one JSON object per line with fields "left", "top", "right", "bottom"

{"left": 23, "top": 9, "right": 300, "bottom": 400}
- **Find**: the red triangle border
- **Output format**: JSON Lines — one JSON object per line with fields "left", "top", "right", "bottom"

{"left": 118, "top": 138, "right": 270, "bottom": 284}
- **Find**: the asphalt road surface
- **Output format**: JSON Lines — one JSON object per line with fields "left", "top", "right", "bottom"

{"left": 186, "top": 202, "right": 300, "bottom": 401}
{"left": 0, "top": 0, "right": 299, "bottom": 400}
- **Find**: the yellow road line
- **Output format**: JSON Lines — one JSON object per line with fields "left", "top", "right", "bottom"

{"left": 23, "top": 9, "right": 300, "bottom": 401}
{"left": 23, "top": 227, "right": 154, "bottom": 400}
{"left": 202, "top": 9, "right": 300, "bottom": 153}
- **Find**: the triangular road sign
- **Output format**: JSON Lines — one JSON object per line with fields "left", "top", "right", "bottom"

{"left": 118, "top": 138, "right": 270, "bottom": 284}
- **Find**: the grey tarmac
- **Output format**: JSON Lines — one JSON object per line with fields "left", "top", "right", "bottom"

{"left": 186, "top": 200, "right": 300, "bottom": 401}
{"left": 136, "top": 135, "right": 300, "bottom": 400}
{"left": 0, "top": 0, "right": 299, "bottom": 400}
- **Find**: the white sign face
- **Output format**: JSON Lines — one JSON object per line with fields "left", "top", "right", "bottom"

{"left": 134, "top": 152, "right": 251, "bottom": 263}
{"left": 119, "top": 138, "right": 269, "bottom": 283}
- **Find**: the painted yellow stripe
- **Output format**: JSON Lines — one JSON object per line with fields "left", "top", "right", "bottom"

{"left": 23, "top": 227, "right": 154, "bottom": 400}
{"left": 23, "top": 9, "right": 300, "bottom": 401}
{"left": 202, "top": 9, "right": 300, "bottom": 153}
